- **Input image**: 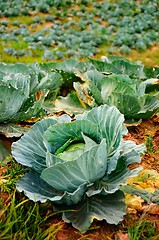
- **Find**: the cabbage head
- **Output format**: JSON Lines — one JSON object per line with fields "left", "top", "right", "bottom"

{"left": 0, "top": 62, "right": 62, "bottom": 123}
{"left": 12, "top": 105, "right": 145, "bottom": 232}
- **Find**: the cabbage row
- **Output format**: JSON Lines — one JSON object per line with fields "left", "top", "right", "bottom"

{"left": 44, "top": 56, "right": 159, "bottom": 124}
{"left": 0, "top": 56, "right": 158, "bottom": 125}
{"left": 0, "top": 0, "right": 158, "bottom": 61}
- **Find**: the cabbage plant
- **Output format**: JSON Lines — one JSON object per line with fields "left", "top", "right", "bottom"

{"left": 12, "top": 105, "right": 145, "bottom": 232}
{"left": 0, "top": 62, "right": 62, "bottom": 123}
{"left": 88, "top": 57, "right": 159, "bottom": 121}
{"left": 52, "top": 57, "right": 159, "bottom": 123}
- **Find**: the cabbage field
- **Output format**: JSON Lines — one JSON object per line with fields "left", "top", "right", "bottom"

{"left": 0, "top": 0, "right": 159, "bottom": 239}
{"left": 0, "top": 0, "right": 159, "bottom": 63}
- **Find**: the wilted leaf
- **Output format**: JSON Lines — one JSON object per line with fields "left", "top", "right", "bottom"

{"left": 144, "top": 203, "right": 159, "bottom": 214}
{"left": 51, "top": 92, "right": 91, "bottom": 115}
{"left": 0, "top": 123, "right": 29, "bottom": 137}
{"left": 115, "top": 231, "right": 130, "bottom": 240}
{"left": 125, "top": 194, "right": 144, "bottom": 211}
{"left": 126, "top": 169, "right": 159, "bottom": 192}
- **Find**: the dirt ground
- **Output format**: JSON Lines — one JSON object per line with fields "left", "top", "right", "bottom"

{"left": 126, "top": 114, "right": 159, "bottom": 172}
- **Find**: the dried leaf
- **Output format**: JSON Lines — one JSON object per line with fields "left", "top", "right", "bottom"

{"left": 144, "top": 203, "right": 159, "bottom": 214}
{"left": 115, "top": 231, "right": 130, "bottom": 240}
{"left": 125, "top": 194, "right": 144, "bottom": 211}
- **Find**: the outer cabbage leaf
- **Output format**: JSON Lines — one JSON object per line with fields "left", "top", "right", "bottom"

{"left": 123, "top": 186, "right": 159, "bottom": 205}
{"left": 86, "top": 140, "right": 145, "bottom": 196}
{"left": 136, "top": 95, "right": 159, "bottom": 119}
{"left": 17, "top": 170, "right": 62, "bottom": 203}
{"left": 12, "top": 118, "right": 57, "bottom": 172}
{"left": 45, "top": 92, "right": 91, "bottom": 115}
{"left": 10, "top": 90, "right": 48, "bottom": 122}
{"left": 101, "top": 56, "right": 145, "bottom": 77}
{"left": 0, "top": 62, "right": 32, "bottom": 75}
{"left": 62, "top": 190, "right": 126, "bottom": 233}
{"left": 0, "top": 123, "right": 29, "bottom": 137}
{"left": 40, "top": 59, "right": 93, "bottom": 77}
{"left": 39, "top": 59, "right": 93, "bottom": 89}
{"left": 49, "top": 57, "right": 159, "bottom": 122}
{"left": 17, "top": 170, "right": 88, "bottom": 205}
{"left": 90, "top": 56, "right": 145, "bottom": 78}
{"left": 0, "top": 74, "right": 30, "bottom": 122}
{"left": 51, "top": 70, "right": 102, "bottom": 115}
{"left": 32, "top": 63, "right": 63, "bottom": 93}
{"left": 144, "top": 66, "right": 159, "bottom": 79}
{"left": 144, "top": 78, "right": 159, "bottom": 93}
{"left": 12, "top": 114, "right": 72, "bottom": 171}
{"left": 98, "top": 75, "right": 159, "bottom": 120}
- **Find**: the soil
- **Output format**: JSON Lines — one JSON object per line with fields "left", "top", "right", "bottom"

{"left": 126, "top": 115, "right": 159, "bottom": 172}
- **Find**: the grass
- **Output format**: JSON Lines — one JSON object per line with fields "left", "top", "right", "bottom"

{"left": 9, "top": 38, "right": 28, "bottom": 51}
{"left": 126, "top": 205, "right": 159, "bottom": 240}
{"left": 0, "top": 158, "right": 25, "bottom": 193}
{"left": 1, "top": 41, "right": 159, "bottom": 66}
{"left": 128, "top": 45, "right": 159, "bottom": 67}
{"left": 0, "top": 41, "right": 44, "bottom": 64}
{"left": 0, "top": 192, "right": 64, "bottom": 240}
{"left": 1, "top": 39, "right": 159, "bottom": 66}
{"left": 127, "top": 219, "right": 159, "bottom": 240}
{"left": 96, "top": 43, "right": 159, "bottom": 67}
{"left": 0, "top": 158, "right": 64, "bottom": 240}
{"left": 9, "top": 16, "right": 34, "bottom": 26}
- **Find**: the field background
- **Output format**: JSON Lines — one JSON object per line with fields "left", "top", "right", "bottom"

{"left": 0, "top": 0, "right": 159, "bottom": 66}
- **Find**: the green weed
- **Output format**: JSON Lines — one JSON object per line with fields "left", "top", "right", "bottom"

{"left": 0, "top": 158, "right": 25, "bottom": 193}
{"left": 127, "top": 219, "right": 159, "bottom": 240}
{"left": 0, "top": 158, "right": 64, "bottom": 240}
{"left": 9, "top": 16, "right": 34, "bottom": 26}
{"left": 0, "top": 192, "right": 64, "bottom": 240}
{"left": 145, "top": 134, "right": 154, "bottom": 154}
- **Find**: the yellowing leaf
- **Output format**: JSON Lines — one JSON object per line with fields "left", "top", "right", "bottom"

{"left": 91, "top": 215, "right": 99, "bottom": 221}
{"left": 125, "top": 194, "right": 144, "bottom": 211}
{"left": 127, "top": 169, "right": 159, "bottom": 192}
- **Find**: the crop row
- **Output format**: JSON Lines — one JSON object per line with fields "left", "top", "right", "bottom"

{"left": 0, "top": 0, "right": 158, "bottom": 61}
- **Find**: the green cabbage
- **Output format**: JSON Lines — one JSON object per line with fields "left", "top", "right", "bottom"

{"left": 0, "top": 62, "right": 62, "bottom": 123}
{"left": 12, "top": 105, "right": 145, "bottom": 232}
{"left": 52, "top": 57, "right": 159, "bottom": 123}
